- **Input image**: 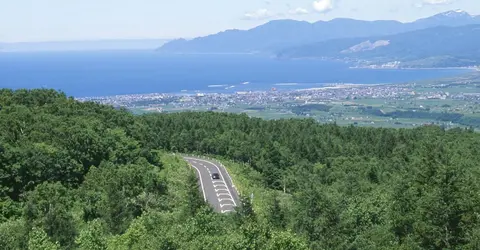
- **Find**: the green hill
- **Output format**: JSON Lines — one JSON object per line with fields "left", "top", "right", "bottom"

{"left": 2, "top": 89, "right": 480, "bottom": 249}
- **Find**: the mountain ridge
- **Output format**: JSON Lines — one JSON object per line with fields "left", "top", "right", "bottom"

{"left": 157, "top": 10, "right": 480, "bottom": 54}
{"left": 277, "top": 24, "right": 480, "bottom": 68}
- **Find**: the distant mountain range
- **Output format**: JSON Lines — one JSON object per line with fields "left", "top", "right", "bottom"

{"left": 278, "top": 25, "right": 480, "bottom": 68}
{"left": 157, "top": 10, "right": 480, "bottom": 58}
{"left": 0, "top": 39, "right": 170, "bottom": 52}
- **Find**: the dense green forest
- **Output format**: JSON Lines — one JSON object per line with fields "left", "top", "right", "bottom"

{"left": 2, "top": 89, "right": 480, "bottom": 249}
{"left": 0, "top": 89, "right": 307, "bottom": 249}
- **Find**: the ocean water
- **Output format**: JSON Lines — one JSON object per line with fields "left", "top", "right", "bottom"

{"left": 0, "top": 50, "right": 469, "bottom": 97}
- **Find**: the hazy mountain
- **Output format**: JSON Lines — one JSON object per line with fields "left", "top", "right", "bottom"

{"left": 158, "top": 19, "right": 406, "bottom": 54}
{"left": 278, "top": 25, "right": 480, "bottom": 68}
{"left": 157, "top": 10, "right": 480, "bottom": 54}
{"left": 413, "top": 10, "right": 480, "bottom": 28}
{"left": 0, "top": 39, "right": 170, "bottom": 52}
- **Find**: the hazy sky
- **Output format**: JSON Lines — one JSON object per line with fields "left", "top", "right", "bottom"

{"left": 1, "top": 0, "right": 479, "bottom": 42}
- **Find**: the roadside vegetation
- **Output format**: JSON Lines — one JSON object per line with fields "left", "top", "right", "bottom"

{"left": 0, "top": 89, "right": 307, "bottom": 250}
{"left": 2, "top": 89, "right": 480, "bottom": 249}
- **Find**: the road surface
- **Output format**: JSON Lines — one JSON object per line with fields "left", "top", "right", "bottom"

{"left": 184, "top": 156, "right": 240, "bottom": 213}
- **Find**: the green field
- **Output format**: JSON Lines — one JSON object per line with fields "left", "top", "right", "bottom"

{"left": 131, "top": 73, "right": 480, "bottom": 129}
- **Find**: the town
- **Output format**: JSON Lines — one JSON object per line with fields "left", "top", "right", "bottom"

{"left": 77, "top": 83, "right": 417, "bottom": 111}
{"left": 77, "top": 75, "right": 480, "bottom": 129}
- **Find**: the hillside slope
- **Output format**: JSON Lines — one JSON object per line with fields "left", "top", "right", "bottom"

{"left": 278, "top": 24, "right": 480, "bottom": 67}
{"left": 3, "top": 89, "right": 480, "bottom": 249}
{"left": 0, "top": 89, "right": 308, "bottom": 249}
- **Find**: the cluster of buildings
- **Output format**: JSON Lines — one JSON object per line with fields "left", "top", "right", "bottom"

{"left": 77, "top": 84, "right": 417, "bottom": 111}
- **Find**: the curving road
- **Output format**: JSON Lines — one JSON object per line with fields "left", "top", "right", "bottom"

{"left": 184, "top": 156, "right": 240, "bottom": 213}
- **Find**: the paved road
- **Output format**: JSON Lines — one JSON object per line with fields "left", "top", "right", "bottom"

{"left": 184, "top": 156, "right": 240, "bottom": 213}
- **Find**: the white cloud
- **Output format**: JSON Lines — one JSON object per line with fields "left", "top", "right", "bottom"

{"left": 313, "top": 0, "right": 334, "bottom": 13}
{"left": 418, "top": 0, "right": 456, "bottom": 7}
{"left": 243, "top": 9, "right": 275, "bottom": 20}
{"left": 424, "top": 0, "right": 454, "bottom": 4}
{"left": 289, "top": 7, "right": 309, "bottom": 15}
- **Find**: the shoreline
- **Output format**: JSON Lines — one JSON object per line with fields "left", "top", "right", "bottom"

{"left": 282, "top": 57, "right": 479, "bottom": 71}
{"left": 296, "top": 83, "right": 387, "bottom": 92}
{"left": 349, "top": 66, "right": 478, "bottom": 71}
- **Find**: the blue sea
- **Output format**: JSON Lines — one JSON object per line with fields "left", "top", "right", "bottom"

{"left": 0, "top": 51, "right": 469, "bottom": 97}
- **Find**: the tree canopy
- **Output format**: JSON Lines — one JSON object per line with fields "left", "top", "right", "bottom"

{"left": 1, "top": 89, "right": 480, "bottom": 249}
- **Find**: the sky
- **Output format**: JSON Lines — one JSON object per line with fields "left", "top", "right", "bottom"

{"left": 0, "top": 0, "right": 479, "bottom": 43}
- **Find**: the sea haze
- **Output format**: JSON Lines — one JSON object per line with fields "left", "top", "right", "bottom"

{"left": 0, "top": 51, "right": 468, "bottom": 97}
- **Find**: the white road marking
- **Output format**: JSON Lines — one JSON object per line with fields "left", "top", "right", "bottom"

{"left": 220, "top": 204, "right": 234, "bottom": 208}
{"left": 212, "top": 180, "right": 224, "bottom": 184}
{"left": 218, "top": 198, "right": 234, "bottom": 202}
{"left": 213, "top": 184, "right": 227, "bottom": 188}
{"left": 185, "top": 157, "right": 237, "bottom": 206}
{"left": 217, "top": 193, "right": 230, "bottom": 197}
{"left": 218, "top": 163, "right": 238, "bottom": 193}
{"left": 190, "top": 164, "right": 207, "bottom": 202}
{"left": 215, "top": 188, "right": 229, "bottom": 192}
{"left": 221, "top": 210, "right": 234, "bottom": 213}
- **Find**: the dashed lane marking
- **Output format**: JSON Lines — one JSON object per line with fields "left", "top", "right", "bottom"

{"left": 184, "top": 157, "right": 237, "bottom": 207}
{"left": 218, "top": 198, "right": 234, "bottom": 202}
{"left": 220, "top": 204, "right": 235, "bottom": 208}
{"left": 192, "top": 158, "right": 237, "bottom": 207}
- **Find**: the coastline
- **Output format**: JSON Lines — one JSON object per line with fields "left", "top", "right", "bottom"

{"left": 297, "top": 83, "right": 387, "bottom": 92}
{"left": 349, "top": 66, "right": 478, "bottom": 71}
{"left": 283, "top": 56, "right": 479, "bottom": 71}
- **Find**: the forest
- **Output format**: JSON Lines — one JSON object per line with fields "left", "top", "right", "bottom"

{"left": 2, "top": 89, "right": 480, "bottom": 249}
